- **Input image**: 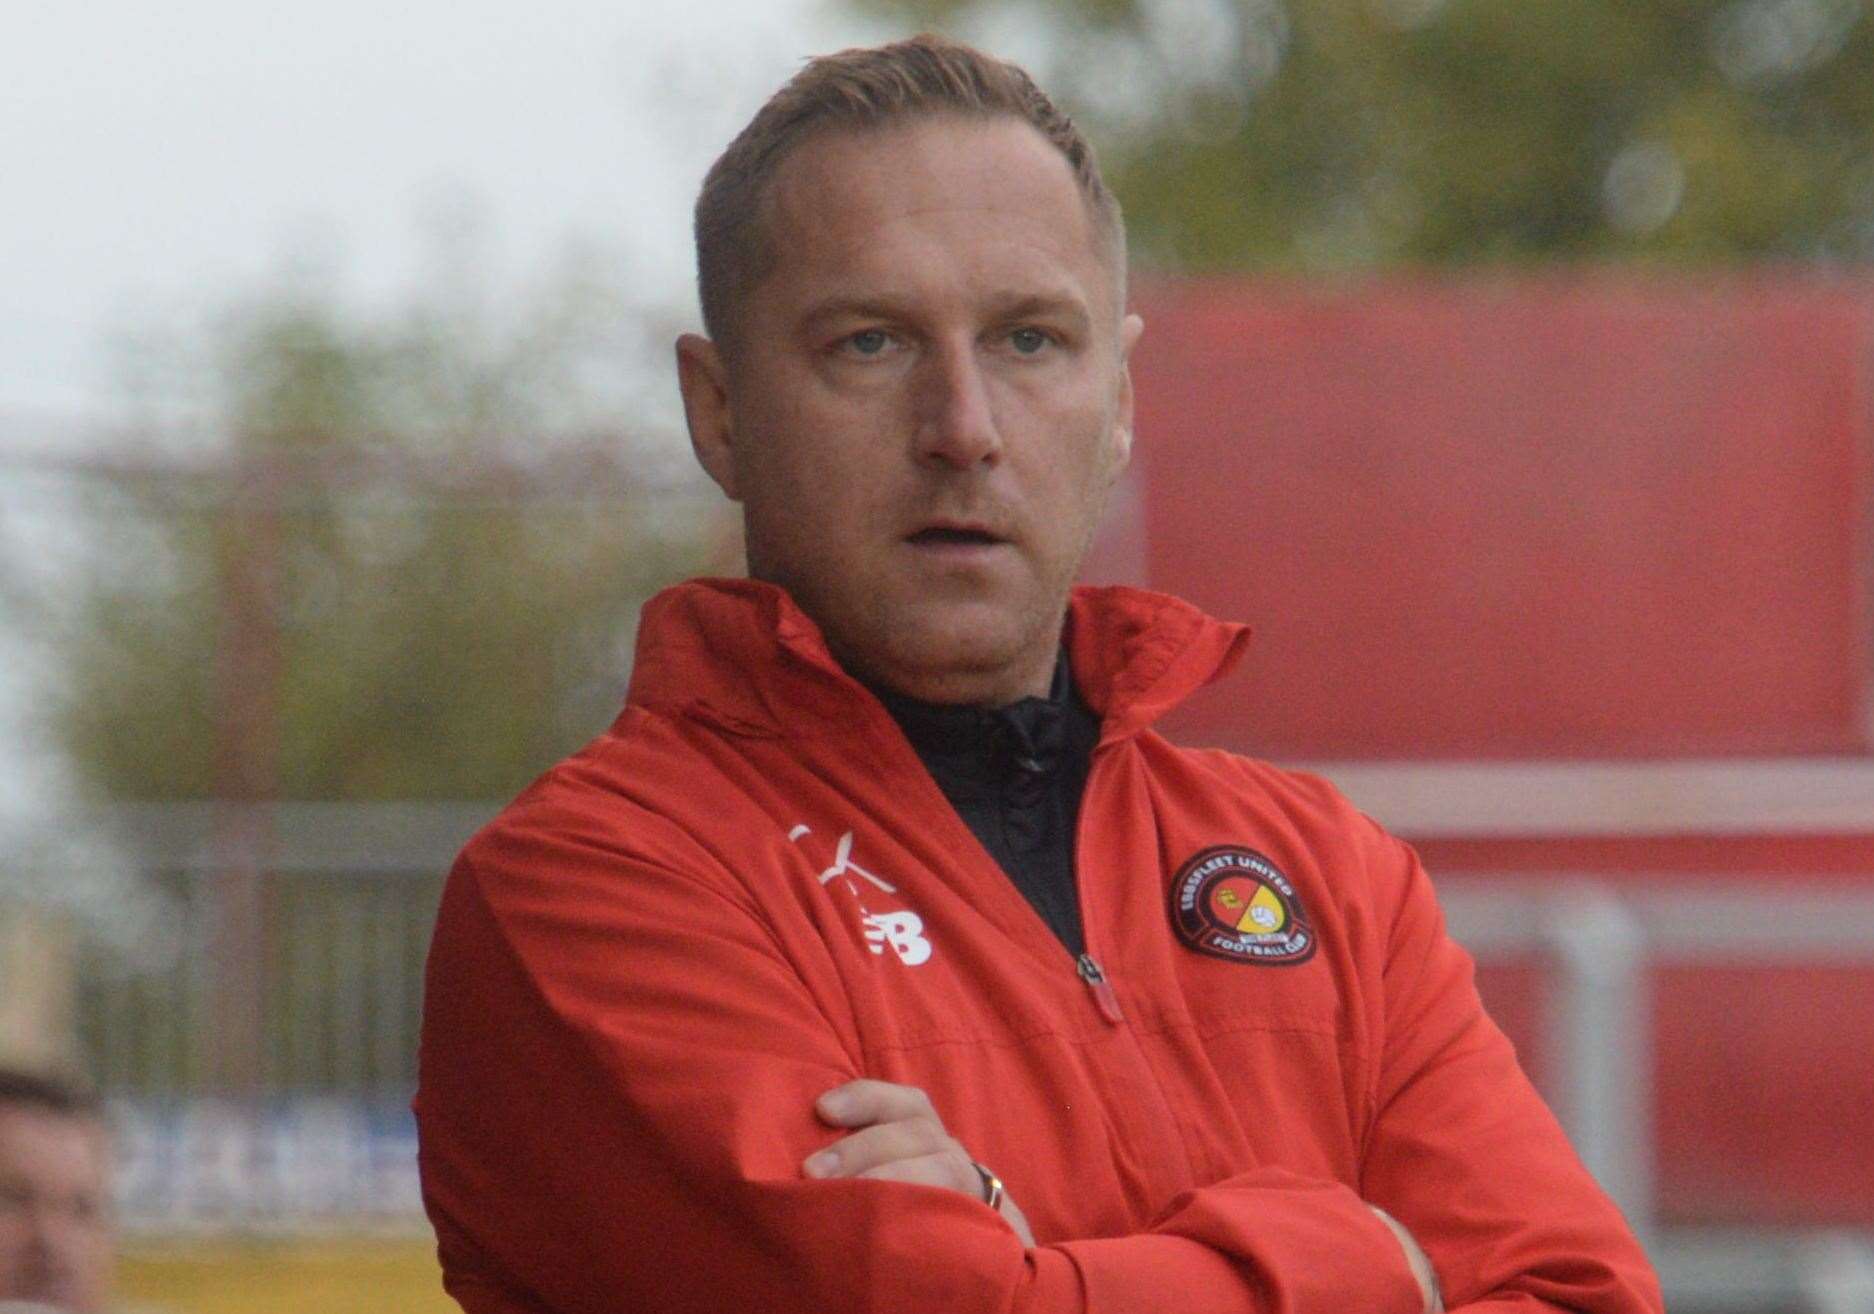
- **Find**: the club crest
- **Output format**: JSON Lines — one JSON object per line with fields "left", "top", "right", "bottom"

{"left": 1170, "top": 845, "right": 1316, "bottom": 965}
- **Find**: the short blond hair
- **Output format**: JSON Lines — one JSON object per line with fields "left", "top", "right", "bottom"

{"left": 694, "top": 34, "right": 1124, "bottom": 349}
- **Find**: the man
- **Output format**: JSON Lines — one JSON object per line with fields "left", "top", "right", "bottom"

{"left": 0, "top": 1068, "right": 113, "bottom": 1313}
{"left": 416, "top": 34, "right": 1662, "bottom": 1314}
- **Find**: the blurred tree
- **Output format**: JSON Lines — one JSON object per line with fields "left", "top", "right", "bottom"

{"left": 847, "top": 0, "right": 1874, "bottom": 270}
{"left": 31, "top": 234, "right": 720, "bottom": 803}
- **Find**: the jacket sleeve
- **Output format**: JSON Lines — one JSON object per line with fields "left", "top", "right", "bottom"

{"left": 1356, "top": 832, "right": 1664, "bottom": 1314}
{"left": 416, "top": 815, "right": 1426, "bottom": 1314}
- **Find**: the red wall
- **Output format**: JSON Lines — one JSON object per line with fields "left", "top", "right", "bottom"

{"left": 1111, "top": 274, "right": 1874, "bottom": 1227}
{"left": 1127, "top": 275, "right": 1873, "bottom": 761}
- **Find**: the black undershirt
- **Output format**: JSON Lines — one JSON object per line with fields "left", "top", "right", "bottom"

{"left": 870, "top": 653, "right": 1101, "bottom": 958}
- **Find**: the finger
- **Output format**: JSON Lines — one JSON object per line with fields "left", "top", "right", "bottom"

{"left": 852, "top": 1149, "right": 981, "bottom": 1198}
{"left": 803, "top": 1119, "right": 958, "bottom": 1179}
{"left": 857, "top": 1154, "right": 1040, "bottom": 1245}
{"left": 814, "top": 1079, "right": 937, "bottom": 1129}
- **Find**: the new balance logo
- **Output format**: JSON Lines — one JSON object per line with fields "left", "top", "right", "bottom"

{"left": 862, "top": 911, "right": 932, "bottom": 966}
{"left": 789, "top": 823, "right": 933, "bottom": 967}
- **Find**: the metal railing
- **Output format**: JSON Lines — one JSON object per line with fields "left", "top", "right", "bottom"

{"left": 1440, "top": 876, "right": 1874, "bottom": 1313}
{"left": 56, "top": 803, "right": 479, "bottom": 1100}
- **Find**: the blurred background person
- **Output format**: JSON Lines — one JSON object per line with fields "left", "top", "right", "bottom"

{"left": 0, "top": 1068, "right": 113, "bottom": 1314}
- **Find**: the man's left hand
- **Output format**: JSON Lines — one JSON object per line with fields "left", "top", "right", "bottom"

{"left": 804, "top": 1078, "right": 1036, "bottom": 1246}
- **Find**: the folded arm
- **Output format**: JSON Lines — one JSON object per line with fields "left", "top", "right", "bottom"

{"left": 415, "top": 828, "right": 1427, "bottom": 1314}
{"left": 1356, "top": 832, "right": 1664, "bottom": 1313}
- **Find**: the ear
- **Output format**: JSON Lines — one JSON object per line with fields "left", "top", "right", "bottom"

{"left": 676, "top": 333, "right": 741, "bottom": 501}
{"left": 1110, "top": 312, "right": 1144, "bottom": 472}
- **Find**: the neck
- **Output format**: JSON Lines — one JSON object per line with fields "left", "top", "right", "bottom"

{"left": 868, "top": 649, "right": 1068, "bottom": 718}
{"left": 835, "top": 642, "right": 1059, "bottom": 708}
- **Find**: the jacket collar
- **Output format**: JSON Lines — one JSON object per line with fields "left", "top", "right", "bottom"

{"left": 621, "top": 577, "right": 1250, "bottom": 745}
{"left": 868, "top": 648, "right": 1093, "bottom": 794}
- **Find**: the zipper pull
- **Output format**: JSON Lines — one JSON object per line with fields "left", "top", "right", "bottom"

{"left": 1076, "top": 953, "right": 1125, "bottom": 1025}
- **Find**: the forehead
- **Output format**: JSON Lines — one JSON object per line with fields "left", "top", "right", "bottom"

{"left": 755, "top": 115, "right": 1113, "bottom": 318}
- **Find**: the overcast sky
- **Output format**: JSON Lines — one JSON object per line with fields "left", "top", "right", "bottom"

{"left": 0, "top": 0, "right": 911, "bottom": 855}
{"left": 2, "top": 0, "right": 895, "bottom": 429}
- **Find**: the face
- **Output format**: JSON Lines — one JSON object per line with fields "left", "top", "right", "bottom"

{"left": 679, "top": 115, "right": 1144, "bottom": 705}
{"left": 0, "top": 1107, "right": 113, "bottom": 1313}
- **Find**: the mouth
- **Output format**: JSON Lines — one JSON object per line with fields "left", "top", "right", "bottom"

{"left": 906, "top": 522, "right": 1007, "bottom": 549}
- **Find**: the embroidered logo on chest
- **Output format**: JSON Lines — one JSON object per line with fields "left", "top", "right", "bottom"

{"left": 1169, "top": 845, "right": 1317, "bottom": 965}
{"left": 789, "top": 823, "right": 933, "bottom": 967}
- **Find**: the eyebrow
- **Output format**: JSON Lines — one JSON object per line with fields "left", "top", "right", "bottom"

{"left": 797, "top": 289, "right": 1094, "bottom": 335}
{"left": 990, "top": 292, "right": 1094, "bottom": 333}
{"left": 798, "top": 296, "right": 914, "bottom": 332}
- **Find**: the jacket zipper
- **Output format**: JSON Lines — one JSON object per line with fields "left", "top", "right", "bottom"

{"left": 1074, "top": 733, "right": 1203, "bottom": 1188}
{"left": 1076, "top": 952, "right": 1124, "bottom": 1025}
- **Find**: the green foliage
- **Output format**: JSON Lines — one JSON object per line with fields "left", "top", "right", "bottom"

{"left": 845, "top": 0, "right": 1874, "bottom": 270}
{"left": 40, "top": 252, "right": 718, "bottom": 802}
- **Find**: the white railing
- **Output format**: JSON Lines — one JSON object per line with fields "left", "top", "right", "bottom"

{"left": 1440, "top": 877, "right": 1874, "bottom": 1314}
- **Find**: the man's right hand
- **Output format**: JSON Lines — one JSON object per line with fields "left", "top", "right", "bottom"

{"left": 804, "top": 1078, "right": 1037, "bottom": 1247}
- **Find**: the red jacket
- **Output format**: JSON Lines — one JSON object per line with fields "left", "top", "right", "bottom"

{"left": 416, "top": 579, "right": 1662, "bottom": 1314}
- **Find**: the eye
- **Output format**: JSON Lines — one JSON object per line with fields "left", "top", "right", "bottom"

{"left": 845, "top": 329, "right": 891, "bottom": 356}
{"left": 1009, "top": 327, "right": 1052, "bottom": 355}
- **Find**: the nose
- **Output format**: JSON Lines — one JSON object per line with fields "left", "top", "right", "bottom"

{"left": 15, "top": 1197, "right": 83, "bottom": 1277}
{"left": 21, "top": 1198, "right": 62, "bottom": 1259}
{"left": 913, "top": 340, "right": 1001, "bottom": 469}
